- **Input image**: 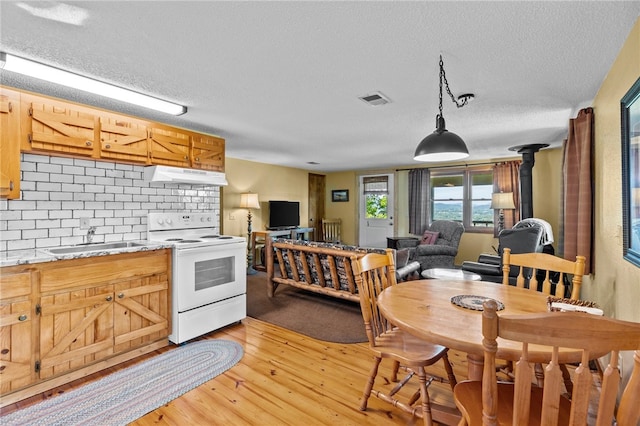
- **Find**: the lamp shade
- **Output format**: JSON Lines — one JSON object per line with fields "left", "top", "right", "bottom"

{"left": 414, "top": 115, "right": 469, "bottom": 162}
{"left": 239, "top": 193, "right": 260, "bottom": 209}
{"left": 490, "top": 192, "right": 515, "bottom": 210}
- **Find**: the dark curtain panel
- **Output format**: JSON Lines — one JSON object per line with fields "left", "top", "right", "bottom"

{"left": 408, "top": 168, "right": 430, "bottom": 235}
{"left": 562, "top": 107, "right": 594, "bottom": 274}
{"left": 493, "top": 161, "right": 521, "bottom": 237}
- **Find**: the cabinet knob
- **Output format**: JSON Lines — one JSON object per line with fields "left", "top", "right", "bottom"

{"left": 86, "top": 141, "right": 92, "bottom": 146}
{"left": 105, "top": 296, "right": 113, "bottom": 302}
{"left": 18, "top": 314, "right": 27, "bottom": 321}
{"left": 184, "top": 155, "right": 189, "bottom": 160}
{"left": 9, "top": 181, "right": 13, "bottom": 191}
{"left": 196, "top": 157, "right": 200, "bottom": 161}
{"left": 105, "top": 144, "right": 111, "bottom": 149}
{"left": 118, "top": 293, "right": 125, "bottom": 299}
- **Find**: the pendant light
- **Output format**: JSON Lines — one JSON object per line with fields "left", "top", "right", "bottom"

{"left": 414, "top": 55, "right": 473, "bottom": 162}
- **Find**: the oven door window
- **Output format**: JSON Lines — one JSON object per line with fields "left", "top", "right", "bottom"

{"left": 174, "top": 243, "right": 246, "bottom": 312}
{"left": 194, "top": 256, "right": 235, "bottom": 291}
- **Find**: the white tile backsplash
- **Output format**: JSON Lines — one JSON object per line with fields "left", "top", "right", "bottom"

{"left": 0, "top": 154, "right": 222, "bottom": 251}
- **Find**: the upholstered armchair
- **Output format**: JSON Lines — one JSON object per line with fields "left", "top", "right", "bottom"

{"left": 404, "top": 220, "right": 465, "bottom": 271}
{"left": 461, "top": 220, "right": 548, "bottom": 283}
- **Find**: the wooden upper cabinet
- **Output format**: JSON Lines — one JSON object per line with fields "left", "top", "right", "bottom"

{"left": 191, "top": 133, "right": 225, "bottom": 171}
{"left": 99, "top": 114, "right": 149, "bottom": 164}
{"left": 23, "top": 94, "right": 98, "bottom": 157}
{"left": 149, "top": 125, "right": 191, "bottom": 168}
{"left": 6, "top": 87, "right": 224, "bottom": 171}
{"left": 0, "top": 88, "right": 21, "bottom": 199}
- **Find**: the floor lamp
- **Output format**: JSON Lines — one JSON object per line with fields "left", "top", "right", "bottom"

{"left": 491, "top": 192, "right": 515, "bottom": 233}
{"left": 239, "top": 192, "right": 260, "bottom": 275}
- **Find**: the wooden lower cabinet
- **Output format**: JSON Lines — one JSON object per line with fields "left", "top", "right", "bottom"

{"left": 0, "top": 268, "right": 37, "bottom": 394}
{"left": 0, "top": 249, "right": 171, "bottom": 406}
{"left": 38, "top": 284, "right": 115, "bottom": 380}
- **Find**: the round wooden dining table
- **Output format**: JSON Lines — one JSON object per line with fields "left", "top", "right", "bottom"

{"left": 377, "top": 279, "right": 585, "bottom": 381}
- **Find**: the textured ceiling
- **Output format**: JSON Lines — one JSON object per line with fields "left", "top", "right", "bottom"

{"left": 1, "top": 1, "right": 639, "bottom": 172}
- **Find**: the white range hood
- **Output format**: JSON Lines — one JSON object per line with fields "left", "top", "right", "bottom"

{"left": 144, "top": 165, "right": 228, "bottom": 186}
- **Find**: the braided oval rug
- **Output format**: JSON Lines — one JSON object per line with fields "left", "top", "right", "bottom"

{"left": 1, "top": 340, "right": 243, "bottom": 426}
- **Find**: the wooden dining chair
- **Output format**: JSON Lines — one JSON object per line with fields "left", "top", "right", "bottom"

{"left": 454, "top": 299, "right": 640, "bottom": 426}
{"left": 352, "top": 252, "right": 457, "bottom": 426}
{"left": 502, "top": 247, "right": 586, "bottom": 299}
{"left": 500, "top": 247, "right": 587, "bottom": 393}
{"left": 322, "top": 218, "right": 341, "bottom": 243}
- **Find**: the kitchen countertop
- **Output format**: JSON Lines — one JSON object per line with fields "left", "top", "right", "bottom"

{"left": 0, "top": 241, "right": 173, "bottom": 268}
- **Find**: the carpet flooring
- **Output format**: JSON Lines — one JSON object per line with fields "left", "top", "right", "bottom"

{"left": 246, "top": 271, "right": 367, "bottom": 343}
{"left": 0, "top": 340, "right": 243, "bottom": 426}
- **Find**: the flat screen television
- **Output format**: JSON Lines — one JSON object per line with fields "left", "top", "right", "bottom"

{"left": 268, "top": 200, "right": 300, "bottom": 229}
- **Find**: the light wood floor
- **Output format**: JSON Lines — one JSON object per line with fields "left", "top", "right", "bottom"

{"left": 3, "top": 316, "right": 470, "bottom": 425}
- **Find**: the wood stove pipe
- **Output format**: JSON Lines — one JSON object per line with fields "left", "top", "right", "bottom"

{"left": 508, "top": 143, "right": 549, "bottom": 219}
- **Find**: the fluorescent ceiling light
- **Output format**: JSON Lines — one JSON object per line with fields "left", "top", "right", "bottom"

{"left": 0, "top": 52, "right": 187, "bottom": 115}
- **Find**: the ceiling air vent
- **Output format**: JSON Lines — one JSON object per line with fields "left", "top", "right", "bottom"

{"left": 359, "top": 91, "right": 391, "bottom": 106}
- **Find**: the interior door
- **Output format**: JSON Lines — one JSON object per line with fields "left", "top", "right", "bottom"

{"left": 308, "top": 173, "right": 325, "bottom": 241}
{"left": 359, "top": 174, "right": 394, "bottom": 248}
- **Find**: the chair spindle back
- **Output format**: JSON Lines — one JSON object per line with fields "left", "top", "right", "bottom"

{"left": 502, "top": 248, "right": 586, "bottom": 299}
{"left": 322, "top": 218, "right": 342, "bottom": 243}
{"left": 481, "top": 299, "right": 640, "bottom": 426}
{"left": 353, "top": 252, "right": 397, "bottom": 347}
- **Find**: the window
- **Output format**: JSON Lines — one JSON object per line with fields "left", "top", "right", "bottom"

{"left": 363, "top": 176, "right": 389, "bottom": 219}
{"left": 429, "top": 168, "right": 493, "bottom": 232}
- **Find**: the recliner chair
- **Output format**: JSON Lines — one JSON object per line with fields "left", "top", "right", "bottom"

{"left": 461, "top": 219, "right": 551, "bottom": 283}
{"left": 404, "top": 220, "right": 465, "bottom": 271}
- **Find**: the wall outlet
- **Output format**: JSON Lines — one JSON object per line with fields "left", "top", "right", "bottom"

{"left": 80, "top": 218, "right": 90, "bottom": 229}
{"left": 229, "top": 213, "right": 235, "bottom": 220}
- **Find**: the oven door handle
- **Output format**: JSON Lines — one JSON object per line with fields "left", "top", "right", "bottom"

{"left": 174, "top": 243, "right": 244, "bottom": 256}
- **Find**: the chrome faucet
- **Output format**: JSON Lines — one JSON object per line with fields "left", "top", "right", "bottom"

{"left": 86, "top": 226, "right": 97, "bottom": 244}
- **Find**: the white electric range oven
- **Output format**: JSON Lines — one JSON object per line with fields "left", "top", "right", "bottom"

{"left": 147, "top": 212, "right": 247, "bottom": 344}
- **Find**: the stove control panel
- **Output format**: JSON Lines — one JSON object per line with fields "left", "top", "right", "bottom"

{"left": 148, "top": 212, "right": 216, "bottom": 231}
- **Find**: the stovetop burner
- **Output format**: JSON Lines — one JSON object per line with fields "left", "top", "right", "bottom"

{"left": 148, "top": 213, "right": 246, "bottom": 248}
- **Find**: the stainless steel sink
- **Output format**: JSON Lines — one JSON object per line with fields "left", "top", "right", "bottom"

{"left": 44, "top": 242, "right": 147, "bottom": 255}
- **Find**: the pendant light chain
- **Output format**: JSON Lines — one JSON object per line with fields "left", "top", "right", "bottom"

{"left": 439, "top": 55, "right": 469, "bottom": 109}
{"left": 414, "top": 54, "right": 471, "bottom": 162}
{"left": 438, "top": 56, "right": 444, "bottom": 118}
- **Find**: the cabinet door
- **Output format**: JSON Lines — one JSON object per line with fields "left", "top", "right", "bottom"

{"left": 191, "top": 133, "right": 225, "bottom": 171}
{"left": 0, "top": 269, "right": 36, "bottom": 393}
{"left": 38, "top": 285, "right": 114, "bottom": 379}
{"left": 0, "top": 88, "right": 21, "bottom": 199}
{"left": 100, "top": 114, "right": 149, "bottom": 164}
{"left": 113, "top": 272, "right": 170, "bottom": 353}
{"left": 149, "top": 126, "right": 190, "bottom": 167}
{"left": 24, "top": 95, "right": 97, "bottom": 157}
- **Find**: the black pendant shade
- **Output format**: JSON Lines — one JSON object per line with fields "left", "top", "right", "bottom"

{"left": 414, "top": 115, "right": 469, "bottom": 162}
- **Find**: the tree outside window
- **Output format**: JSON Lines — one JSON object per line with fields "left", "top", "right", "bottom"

{"left": 364, "top": 176, "right": 389, "bottom": 219}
